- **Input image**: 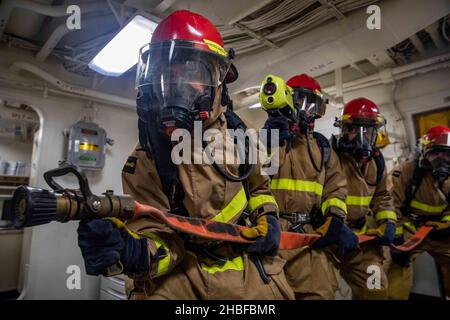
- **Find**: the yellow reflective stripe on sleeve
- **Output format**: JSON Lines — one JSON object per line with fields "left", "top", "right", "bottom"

{"left": 201, "top": 256, "right": 244, "bottom": 274}
{"left": 248, "top": 194, "right": 278, "bottom": 213}
{"left": 395, "top": 226, "right": 403, "bottom": 236}
{"left": 403, "top": 221, "right": 417, "bottom": 233}
{"left": 410, "top": 200, "right": 447, "bottom": 214}
{"left": 140, "top": 232, "right": 171, "bottom": 277}
{"left": 271, "top": 179, "right": 323, "bottom": 196}
{"left": 375, "top": 210, "right": 398, "bottom": 222}
{"left": 345, "top": 196, "right": 372, "bottom": 206}
{"left": 212, "top": 187, "right": 247, "bottom": 223}
{"left": 321, "top": 198, "right": 347, "bottom": 215}
{"left": 442, "top": 215, "right": 450, "bottom": 222}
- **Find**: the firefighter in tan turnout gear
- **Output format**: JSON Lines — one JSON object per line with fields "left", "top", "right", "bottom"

{"left": 77, "top": 10, "right": 294, "bottom": 300}
{"left": 262, "top": 74, "right": 358, "bottom": 300}
{"left": 331, "top": 97, "right": 397, "bottom": 299}
{"left": 386, "top": 125, "right": 450, "bottom": 299}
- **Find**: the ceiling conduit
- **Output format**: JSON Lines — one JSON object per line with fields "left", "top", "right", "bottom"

{"left": 9, "top": 62, "right": 135, "bottom": 108}
{"left": 0, "top": 0, "right": 108, "bottom": 38}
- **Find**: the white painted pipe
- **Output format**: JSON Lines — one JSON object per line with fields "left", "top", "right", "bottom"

{"left": 425, "top": 22, "right": 445, "bottom": 49}
{"left": 36, "top": 15, "right": 117, "bottom": 62}
{"left": 232, "top": 52, "right": 450, "bottom": 109}
{"left": 0, "top": 103, "right": 40, "bottom": 124}
{"left": 35, "top": 24, "right": 72, "bottom": 62}
{"left": 395, "top": 61, "right": 450, "bottom": 80}
{"left": 9, "top": 62, "right": 135, "bottom": 108}
{"left": 331, "top": 61, "right": 450, "bottom": 95}
{"left": 409, "top": 34, "right": 426, "bottom": 55}
{"left": 324, "top": 52, "right": 450, "bottom": 94}
{"left": 0, "top": 76, "right": 131, "bottom": 110}
{"left": 0, "top": 0, "right": 107, "bottom": 38}
{"left": 16, "top": 263, "right": 29, "bottom": 300}
{"left": 393, "top": 52, "right": 450, "bottom": 74}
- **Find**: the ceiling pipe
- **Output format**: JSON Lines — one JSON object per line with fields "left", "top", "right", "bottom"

{"left": 35, "top": 24, "right": 73, "bottom": 62}
{"left": 324, "top": 60, "right": 450, "bottom": 95}
{"left": 409, "top": 34, "right": 426, "bottom": 55}
{"left": 9, "top": 62, "right": 135, "bottom": 108}
{"left": 0, "top": 76, "right": 132, "bottom": 110}
{"left": 0, "top": 103, "right": 40, "bottom": 124}
{"left": 425, "top": 21, "right": 446, "bottom": 48}
{"left": 224, "top": 0, "right": 273, "bottom": 25}
{"left": 36, "top": 15, "right": 117, "bottom": 62}
{"left": 334, "top": 67, "right": 343, "bottom": 107}
{"left": 233, "top": 52, "right": 450, "bottom": 109}
{"left": 0, "top": 0, "right": 108, "bottom": 38}
{"left": 323, "top": 52, "right": 450, "bottom": 94}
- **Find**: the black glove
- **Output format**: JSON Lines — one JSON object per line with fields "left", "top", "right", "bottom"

{"left": 390, "top": 236, "right": 411, "bottom": 268}
{"left": 263, "top": 115, "right": 290, "bottom": 147}
{"left": 78, "top": 219, "right": 149, "bottom": 276}
{"left": 426, "top": 220, "right": 450, "bottom": 241}
{"left": 241, "top": 214, "right": 281, "bottom": 256}
{"left": 314, "top": 216, "right": 359, "bottom": 256}
{"left": 366, "top": 222, "right": 396, "bottom": 245}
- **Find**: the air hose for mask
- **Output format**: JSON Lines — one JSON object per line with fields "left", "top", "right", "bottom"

{"left": 202, "top": 137, "right": 255, "bottom": 182}
{"left": 306, "top": 128, "right": 324, "bottom": 173}
{"left": 292, "top": 103, "right": 323, "bottom": 173}
{"left": 137, "top": 92, "right": 186, "bottom": 215}
{"left": 202, "top": 85, "right": 255, "bottom": 182}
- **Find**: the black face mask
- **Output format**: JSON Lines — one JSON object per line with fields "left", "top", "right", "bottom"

{"left": 159, "top": 88, "right": 214, "bottom": 133}
{"left": 137, "top": 84, "right": 215, "bottom": 137}
{"left": 424, "top": 153, "right": 450, "bottom": 182}
{"left": 338, "top": 135, "right": 374, "bottom": 163}
{"left": 296, "top": 110, "right": 315, "bottom": 133}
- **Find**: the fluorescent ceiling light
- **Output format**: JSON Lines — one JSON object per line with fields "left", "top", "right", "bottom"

{"left": 88, "top": 15, "right": 157, "bottom": 77}
{"left": 249, "top": 103, "right": 262, "bottom": 109}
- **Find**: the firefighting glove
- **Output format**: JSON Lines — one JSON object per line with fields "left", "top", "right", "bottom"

{"left": 77, "top": 218, "right": 149, "bottom": 276}
{"left": 366, "top": 221, "right": 396, "bottom": 245}
{"left": 426, "top": 219, "right": 450, "bottom": 240}
{"left": 241, "top": 214, "right": 281, "bottom": 256}
{"left": 263, "top": 115, "right": 290, "bottom": 147}
{"left": 313, "top": 216, "right": 359, "bottom": 256}
{"left": 390, "top": 236, "right": 411, "bottom": 268}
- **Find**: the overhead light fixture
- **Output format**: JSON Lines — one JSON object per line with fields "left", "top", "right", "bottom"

{"left": 88, "top": 14, "right": 158, "bottom": 77}
{"left": 249, "top": 103, "right": 262, "bottom": 109}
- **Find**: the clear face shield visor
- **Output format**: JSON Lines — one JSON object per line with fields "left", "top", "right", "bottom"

{"left": 135, "top": 40, "right": 231, "bottom": 118}
{"left": 342, "top": 124, "right": 378, "bottom": 147}
{"left": 293, "top": 88, "right": 326, "bottom": 119}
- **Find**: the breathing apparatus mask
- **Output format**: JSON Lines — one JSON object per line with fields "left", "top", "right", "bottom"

{"left": 338, "top": 121, "right": 379, "bottom": 163}
{"left": 135, "top": 40, "right": 231, "bottom": 136}
{"left": 422, "top": 148, "right": 450, "bottom": 181}
{"left": 260, "top": 74, "right": 327, "bottom": 172}
{"left": 292, "top": 87, "right": 326, "bottom": 132}
{"left": 418, "top": 127, "right": 450, "bottom": 182}
{"left": 333, "top": 96, "right": 387, "bottom": 164}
